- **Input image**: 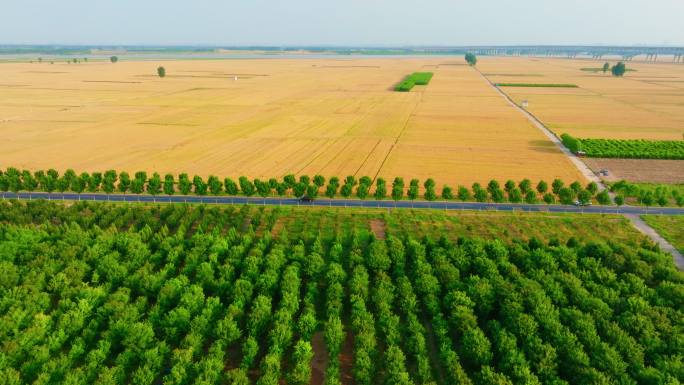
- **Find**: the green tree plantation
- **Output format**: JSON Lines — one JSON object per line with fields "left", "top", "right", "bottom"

{"left": 0, "top": 200, "right": 682, "bottom": 385}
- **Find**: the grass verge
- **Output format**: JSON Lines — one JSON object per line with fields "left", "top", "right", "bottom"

{"left": 641, "top": 215, "right": 684, "bottom": 253}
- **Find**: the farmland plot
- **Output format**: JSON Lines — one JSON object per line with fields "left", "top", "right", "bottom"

{"left": 480, "top": 57, "right": 684, "bottom": 140}
{"left": 0, "top": 58, "right": 583, "bottom": 185}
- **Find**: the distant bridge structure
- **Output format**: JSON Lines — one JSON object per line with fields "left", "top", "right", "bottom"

{"left": 429, "top": 46, "right": 684, "bottom": 62}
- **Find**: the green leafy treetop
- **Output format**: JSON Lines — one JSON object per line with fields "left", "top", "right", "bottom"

{"left": 110, "top": 56, "right": 118, "bottom": 63}
{"left": 465, "top": 52, "right": 477, "bottom": 66}
{"left": 611, "top": 62, "right": 626, "bottom": 77}
{"left": 157, "top": 66, "right": 166, "bottom": 78}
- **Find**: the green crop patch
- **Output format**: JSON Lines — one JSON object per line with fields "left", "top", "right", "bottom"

{"left": 562, "top": 134, "right": 684, "bottom": 160}
{"left": 395, "top": 72, "right": 433, "bottom": 92}
{"left": 495, "top": 83, "right": 579, "bottom": 88}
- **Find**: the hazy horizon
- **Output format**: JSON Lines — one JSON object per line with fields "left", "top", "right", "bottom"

{"left": 3, "top": 0, "right": 684, "bottom": 47}
{"left": 2, "top": 43, "right": 684, "bottom": 48}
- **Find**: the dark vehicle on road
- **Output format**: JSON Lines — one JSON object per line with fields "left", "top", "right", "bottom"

{"left": 298, "top": 195, "right": 314, "bottom": 202}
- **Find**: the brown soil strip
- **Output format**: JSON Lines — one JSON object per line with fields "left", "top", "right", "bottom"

{"left": 421, "top": 315, "right": 446, "bottom": 384}
{"left": 311, "top": 332, "right": 328, "bottom": 385}
{"left": 241, "top": 216, "right": 252, "bottom": 233}
{"left": 369, "top": 219, "right": 386, "bottom": 240}
{"left": 339, "top": 332, "right": 355, "bottom": 385}
{"left": 253, "top": 213, "right": 273, "bottom": 237}
{"left": 583, "top": 158, "right": 684, "bottom": 184}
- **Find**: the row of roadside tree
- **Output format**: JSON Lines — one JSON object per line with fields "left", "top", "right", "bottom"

{"left": 0, "top": 167, "right": 663, "bottom": 206}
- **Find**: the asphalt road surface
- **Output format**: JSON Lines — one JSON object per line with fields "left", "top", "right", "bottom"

{"left": 2, "top": 192, "right": 683, "bottom": 216}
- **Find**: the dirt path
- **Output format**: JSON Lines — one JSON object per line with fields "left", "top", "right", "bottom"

{"left": 625, "top": 214, "right": 684, "bottom": 270}
{"left": 476, "top": 68, "right": 604, "bottom": 188}
{"left": 339, "top": 332, "right": 355, "bottom": 385}
{"left": 369, "top": 219, "right": 387, "bottom": 240}
{"left": 477, "top": 68, "right": 684, "bottom": 271}
{"left": 310, "top": 332, "right": 328, "bottom": 385}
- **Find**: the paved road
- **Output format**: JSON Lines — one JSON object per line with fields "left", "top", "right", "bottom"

{"left": 2, "top": 192, "right": 684, "bottom": 216}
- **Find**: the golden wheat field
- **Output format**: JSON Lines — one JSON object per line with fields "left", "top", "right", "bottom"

{"left": 479, "top": 57, "right": 684, "bottom": 140}
{"left": 0, "top": 57, "right": 585, "bottom": 185}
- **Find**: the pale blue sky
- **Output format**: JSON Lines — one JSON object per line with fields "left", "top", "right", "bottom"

{"left": 3, "top": 0, "right": 683, "bottom": 46}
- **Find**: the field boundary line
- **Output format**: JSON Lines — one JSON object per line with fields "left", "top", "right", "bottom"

{"left": 372, "top": 91, "right": 424, "bottom": 183}
{"left": 354, "top": 138, "right": 383, "bottom": 178}
{"left": 316, "top": 138, "right": 356, "bottom": 176}
{"left": 295, "top": 137, "right": 343, "bottom": 176}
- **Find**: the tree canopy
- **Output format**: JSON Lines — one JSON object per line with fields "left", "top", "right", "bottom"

{"left": 0, "top": 200, "right": 681, "bottom": 384}
{"left": 465, "top": 52, "right": 478, "bottom": 66}
{"left": 611, "top": 62, "right": 626, "bottom": 77}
